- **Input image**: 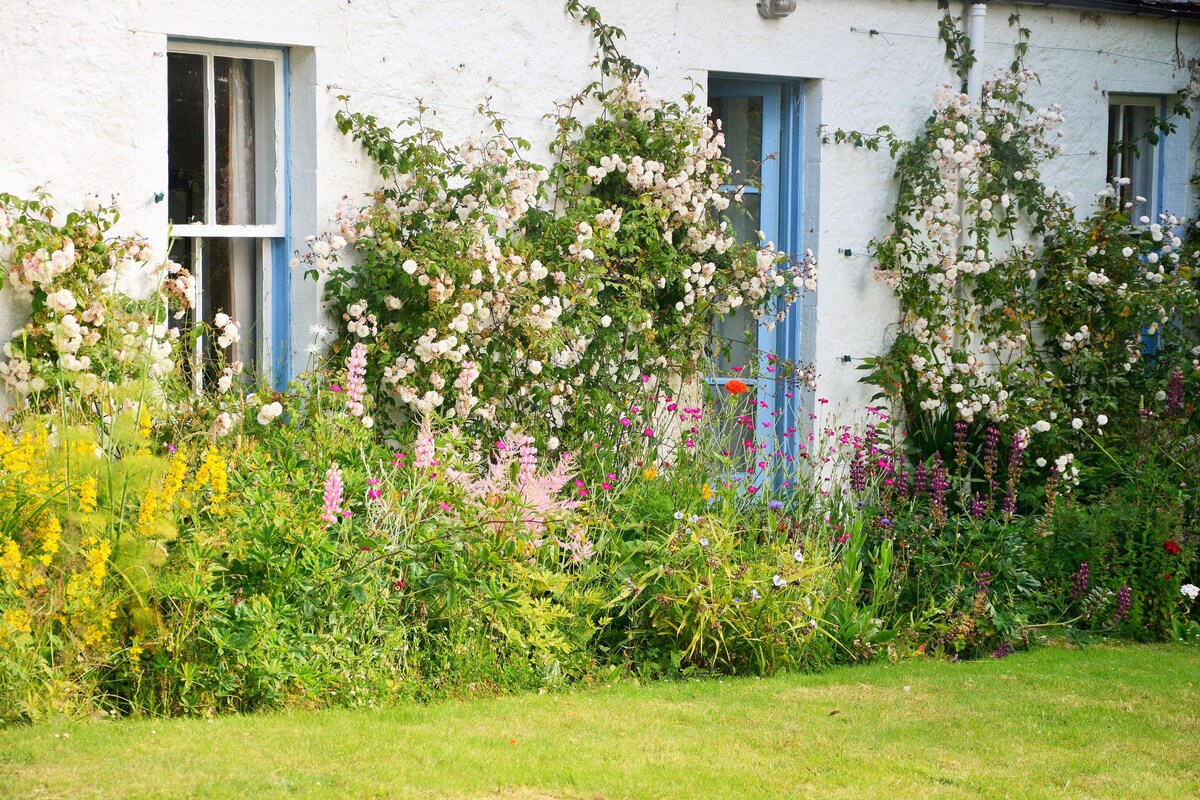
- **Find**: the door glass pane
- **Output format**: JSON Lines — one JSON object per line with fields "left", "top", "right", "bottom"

{"left": 168, "top": 53, "right": 206, "bottom": 225}
{"left": 722, "top": 191, "right": 761, "bottom": 246}
{"left": 713, "top": 310, "right": 756, "bottom": 374}
{"left": 711, "top": 97, "right": 763, "bottom": 184}
{"left": 709, "top": 88, "right": 767, "bottom": 378}
{"left": 710, "top": 383, "right": 758, "bottom": 474}
{"left": 214, "top": 57, "right": 276, "bottom": 225}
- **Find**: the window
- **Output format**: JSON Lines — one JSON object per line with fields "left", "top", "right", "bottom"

{"left": 167, "top": 42, "right": 285, "bottom": 385}
{"left": 706, "top": 78, "right": 807, "bottom": 475}
{"left": 1108, "top": 96, "right": 1162, "bottom": 218}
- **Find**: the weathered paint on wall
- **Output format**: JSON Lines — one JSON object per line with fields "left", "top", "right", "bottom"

{"left": 1, "top": 0, "right": 1196, "bottom": 421}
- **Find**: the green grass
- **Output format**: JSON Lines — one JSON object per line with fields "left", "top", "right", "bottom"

{"left": 1, "top": 645, "right": 1197, "bottom": 799}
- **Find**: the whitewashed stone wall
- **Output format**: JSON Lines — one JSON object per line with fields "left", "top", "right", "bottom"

{"left": 1, "top": 0, "right": 1196, "bottom": 422}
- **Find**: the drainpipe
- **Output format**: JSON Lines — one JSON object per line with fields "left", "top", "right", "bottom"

{"left": 966, "top": 1, "right": 988, "bottom": 103}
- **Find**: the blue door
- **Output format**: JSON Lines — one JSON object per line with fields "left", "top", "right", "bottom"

{"left": 706, "top": 78, "right": 805, "bottom": 478}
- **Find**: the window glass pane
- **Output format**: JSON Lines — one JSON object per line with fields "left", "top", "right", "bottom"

{"left": 1107, "top": 104, "right": 1121, "bottom": 187}
{"left": 1125, "top": 105, "right": 1155, "bottom": 215}
{"left": 214, "top": 57, "right": 276, "bottom": 225}
{"left": 168, "top": 53, "right": 206, "bottom": 225}
{"left": 202, "top": 237, "right": 259, "bottom": 370}
{"left": 1109, "top": 102, "right": 1157, "bottom": 216}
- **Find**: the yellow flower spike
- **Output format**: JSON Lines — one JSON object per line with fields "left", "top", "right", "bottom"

{"left": 192, "top": 448, "right": 228, "bottom": 517}
{"left": 161, "top": 449, "right": 187, "bottom": 506}
{"left": 138, "top": 487, "right": 160, "bottom": 537}
{"left": 643, "top": 466, "right": 658, "bottom": 480}
{"left": 37, "top": 513, "right": 61, "bottom": 566}
{"left": 78, "top": 476, "right": 98, "bottom": 514}
{"left": 0, "top": 539, "right": 22, "bottom": 582}
{"left": 3, "top": 608, "right": 32, "bottom": 635}
{"left": 702, "top": 483, "right": 715, "bottom": 501}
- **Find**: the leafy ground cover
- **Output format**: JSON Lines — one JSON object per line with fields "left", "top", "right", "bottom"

{"left": 1, "top": 644, "right": 1196, "bottom": 800}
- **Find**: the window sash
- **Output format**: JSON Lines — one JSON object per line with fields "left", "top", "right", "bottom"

{"left": 177, "top": 236, "right": 275, "bottom": 391}
{"left": 1107, "top": 95, "right": 1161, "bottom": 219}
{"left": 167, "top": 42, "right": 285, "bottom": 236}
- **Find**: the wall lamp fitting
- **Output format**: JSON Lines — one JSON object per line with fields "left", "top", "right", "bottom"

{"left": 841, "top": 355, "right": 853, "bottom": 363}
{"left": 758, "top": 0, "right": 797, "bottom": 19}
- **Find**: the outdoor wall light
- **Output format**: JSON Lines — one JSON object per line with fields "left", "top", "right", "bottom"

{"left": 757, "top": 0, "right": 796, "bottom": 18}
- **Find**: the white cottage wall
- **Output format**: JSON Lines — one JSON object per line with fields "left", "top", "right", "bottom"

{"left": 1, "top": 0, "right": 1196, "bottom": 424}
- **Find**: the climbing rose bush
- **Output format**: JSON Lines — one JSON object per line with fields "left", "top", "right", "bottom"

{"left": 0, "top": 192, "right": 191, "bottom": 410}
{"left": 844, "top": 66, "right": 1198, "bottom": 491}
{"left": 304, "top": 74, "right": 815, "bottom": 441}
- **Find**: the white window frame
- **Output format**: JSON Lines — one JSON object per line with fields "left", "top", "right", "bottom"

{"left": 167, "top": 41, "right": 285, "bottom": 386}
{"left": 1107, "top": 94, "right": 1162, "bottom": 220}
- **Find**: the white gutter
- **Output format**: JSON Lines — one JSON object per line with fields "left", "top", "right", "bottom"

{"left": 966, "top": 1, "right": 988, "bottom": 103}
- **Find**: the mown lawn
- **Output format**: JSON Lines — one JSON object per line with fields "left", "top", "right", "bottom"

{"left": 1, "top": 644, "right": 1197, "bottom": 799}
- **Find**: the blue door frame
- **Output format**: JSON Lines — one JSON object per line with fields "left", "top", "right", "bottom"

{"left": 707, "top": 77, "right": 806, "bottom": 477}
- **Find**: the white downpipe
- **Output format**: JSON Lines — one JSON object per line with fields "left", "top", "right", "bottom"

{"left": 966, "top": 1, "right": 988, "bottom": 103}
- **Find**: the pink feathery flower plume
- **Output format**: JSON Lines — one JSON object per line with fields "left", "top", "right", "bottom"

{"left": 321, "top": 463, "right": 345, "bottom": 525}
{"left": 345, "top": 343, "right": 368, "bottom": 417}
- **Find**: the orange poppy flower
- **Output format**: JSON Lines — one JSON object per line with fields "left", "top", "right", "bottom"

{"left": 724, "top": 379, "right": 749, "bottom": 395}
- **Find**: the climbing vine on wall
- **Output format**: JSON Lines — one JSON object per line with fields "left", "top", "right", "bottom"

{"left": 830, "top": 12, "right": 1200, "bottom": 496}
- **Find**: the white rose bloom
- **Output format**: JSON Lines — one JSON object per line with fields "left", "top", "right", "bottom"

{"left": 1071, "top": 418, "right": 1083, "bottom": 430}
{"left": 256, "top": 401, "right": 283, "bottom": 426}
{"left": 214, "top": 312, "right": 231, "bottom": 329}
{"left": 402, "top": 259, "right": 419, "bottom": 275}
{"left": 47, "top": 288, "right": 78, "bottom": 313}
{"left": 600, "top": 315, "right": 612, "bottom": 328}
{"left": 1096, "top": 414, "right": 1108, "bottom": 426}
{"left": 1032, "top": 420, "right": 1051, "bottom": 433}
